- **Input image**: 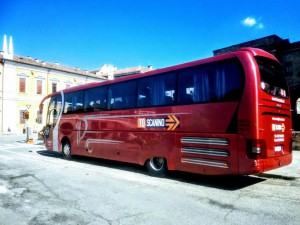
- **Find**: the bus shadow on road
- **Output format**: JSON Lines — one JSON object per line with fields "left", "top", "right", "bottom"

{"left": 37, "top": 150, "right": 63, "bottom": 158}
{"left": 36, "top": 150, "right": 265, "bottom": 190}
{"left": 167, "top": 171, "right": 266, "bottom": 190}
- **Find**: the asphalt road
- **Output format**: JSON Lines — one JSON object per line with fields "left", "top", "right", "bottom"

{"left": 0, "top": 134, "right": 300, "bottom": 225}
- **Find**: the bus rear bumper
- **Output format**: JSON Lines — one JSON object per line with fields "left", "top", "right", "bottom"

{"left": 239, "top": 153, "right": 293, "bottom": 175}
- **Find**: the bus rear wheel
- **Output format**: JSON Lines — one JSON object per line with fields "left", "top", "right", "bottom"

{"left": 62, "top": 140, "right": 72, "bottom": 160}
{"left": 146, "top": 157, "right": 167, "bottom": 177}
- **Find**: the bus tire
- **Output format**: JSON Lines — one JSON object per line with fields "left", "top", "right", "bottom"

{"left": 146, "top": 157, "right": 167, "bottom": 177}
{"left": 62, "top": 140, "right": 72, "bottom": 160}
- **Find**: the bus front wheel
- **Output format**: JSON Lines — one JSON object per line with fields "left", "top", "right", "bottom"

{"left": 146, "top": 157, "right": 167, "bottom": 177}
{"left": 62, "top": 140, "right": 72, "bottom": 160}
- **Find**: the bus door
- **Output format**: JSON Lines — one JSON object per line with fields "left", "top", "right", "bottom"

{"left": 44, "top": 93, "right": 63, "bottom": 152}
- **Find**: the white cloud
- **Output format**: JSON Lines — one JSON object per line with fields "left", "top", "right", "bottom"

{"left": 242, "top": 16, "right": 264, "bottom": 29}
{"left": 242, "top": 17, "right": 257, "bottom": 27}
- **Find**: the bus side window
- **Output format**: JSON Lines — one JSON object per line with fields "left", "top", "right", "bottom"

{"left": 47, "top": 95, "right": 62, "bottom": 127}
{"left": 138, "top": 73, "right": 175, "bottom": 107}
{"left": 84, "top": 89, "right": 94, "bottom": 112}
{"left": 63, "top": 94, "right": 73, "bottom": 114}
{"left": 177, "top": 69, "right": 194, "bottom": 105}
{"left": 84, "top": 87, "right": 108, "bottom": 112}
{"left": 178, "top": 60, "right": 242, "bottom": 104}
{"left": 94, "top": 100, "right": 101, "bottom": 111}
{"left": 108, "top": 81, "right": 136, "bottom": 110}
{"left": 73, "top": 92, "right": 84, "bottom": 113}
{"left": 165, "top": 95, "right": 174, "bottom": 105}
{"left": 138, "top": 86, "right": 150, "bottom": 108}
{"left": 97, "top": 87, "right": 108, "bottom": 111}
{"left": 86, "top": 101, "right": 95, "bottom": 112}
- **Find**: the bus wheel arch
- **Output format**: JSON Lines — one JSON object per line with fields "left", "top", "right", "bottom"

{"left": 61, "top": 137, "right": 72, "bottom": 160}
{"left": 146, "top": 157, "right": 167, "bottom": 177}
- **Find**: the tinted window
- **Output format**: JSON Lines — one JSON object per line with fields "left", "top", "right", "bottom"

{"left": 74, "top": 92, "right": 84, "bottom": 112}
{"left": 85, "top": 87, "right": 107, "bottom": 112}
{"left": 138, "top": 73, "right": 176, "bottom": 107}
{"left": 256, "top": 57, "right": 289, "bottom": 98}
{"left": 63, "top": 91, "right": 84, "bottom": 114}
{"left": 108, "top": 81, "right": 137, "bottom": 110}
{"left": 48, "top": 94, "right": 62, "bottom": 126}
{"left": 178, "top": 60, "right": 243, "bottom": 104}
{"left": 63, "top": 93, "right": 73, "bottom": 114}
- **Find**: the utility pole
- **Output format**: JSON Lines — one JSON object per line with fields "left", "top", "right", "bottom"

{"left": 25, "top": 104, "right": 33, "bottom": 143}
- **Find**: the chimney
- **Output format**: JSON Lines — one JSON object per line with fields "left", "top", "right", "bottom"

{"left": 2, "top": 35, "right": 13, "bottom": 59}
{"left": 8, "top": 36, "right": 13, "bottom": 56}
{"left": 2, "top": 35, "right": 8, "bottom": 55}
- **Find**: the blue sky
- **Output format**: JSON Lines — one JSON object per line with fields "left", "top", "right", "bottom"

{"left": 1, "top": 0, "right": 300, "bottom": 70}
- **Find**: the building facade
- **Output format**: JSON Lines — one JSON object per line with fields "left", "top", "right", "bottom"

{"left": 0, "top": 35, "right": 104, "bottom": 134}
{"left": 213, "top": 35, "right": 300, "bottom": 131}
{"left": 0, "top": 35, "right": 153, "bottom": 134}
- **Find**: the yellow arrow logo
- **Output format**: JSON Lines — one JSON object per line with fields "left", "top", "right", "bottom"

{"left": 281, "top": 123, "right": 285, "bottom": 132}
{"left": 166, "top": 115, "right": 180, "bottom": 131}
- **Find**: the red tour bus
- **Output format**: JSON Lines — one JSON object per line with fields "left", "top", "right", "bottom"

{"left": 39, "top": 48, "right": 292, "bottom": 176}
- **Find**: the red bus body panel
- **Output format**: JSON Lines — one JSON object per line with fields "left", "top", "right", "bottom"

{"left": 42, "top": 48, "right": 292, "bottom": 176}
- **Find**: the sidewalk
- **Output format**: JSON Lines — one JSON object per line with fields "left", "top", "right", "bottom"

{"left": 0, "top": 132, "right": 42, "bottom": 145}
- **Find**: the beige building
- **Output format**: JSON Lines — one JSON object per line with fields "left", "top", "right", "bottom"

{"left": 0, "top": 35, "right": 104, "bottom": 134}
{"left": 0, "top": 35, "right": 154, "bottom": 134}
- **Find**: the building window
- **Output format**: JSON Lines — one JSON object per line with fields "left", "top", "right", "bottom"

{"left": 52, "top": 83, "right": 57, "bottom": 93}
{"left": 19, "top": 78, "right": 26, "bottom": 93}
{"left": 37, "top": 80, "right": 43, "bottom": 94}
{"left": 20, "top": 110, "right": 26, "bottom": 124}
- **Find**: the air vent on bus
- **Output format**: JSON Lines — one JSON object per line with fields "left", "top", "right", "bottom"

{"left": 181, "top": 137, "right": 229, "bottom": 146}
{"left": 181, "top": 147, "right": 230, "bottom": 157}
{"left": 181, "top": 157, "right": 230, "bottom": 168}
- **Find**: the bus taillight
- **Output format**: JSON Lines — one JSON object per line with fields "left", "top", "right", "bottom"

{"left": 247, "top": 139, "right": 267, "bottom": 159}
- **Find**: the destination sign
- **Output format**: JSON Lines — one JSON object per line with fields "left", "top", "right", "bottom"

{"left": 138, "top": 115, "right": 180, "bottom": 131}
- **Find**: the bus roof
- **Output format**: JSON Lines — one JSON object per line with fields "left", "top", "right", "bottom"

{"left": 41, "top": 47, "right": 276, "bottom": 100}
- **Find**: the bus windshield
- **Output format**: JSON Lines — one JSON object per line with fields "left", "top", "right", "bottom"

{"left": 256, "top": 56, "right": 289, "bottom": 98}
